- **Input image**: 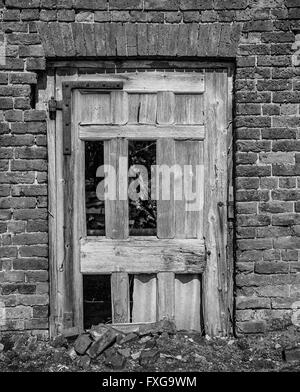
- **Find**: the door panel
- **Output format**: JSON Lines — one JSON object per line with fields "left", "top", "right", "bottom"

{"left": 58, "top": 70, "right": 230, "bottom": 334}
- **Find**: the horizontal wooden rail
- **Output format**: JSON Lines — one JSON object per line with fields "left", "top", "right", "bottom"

{"left": 79, "top": 125, "right": 205, "bottom": 140}
{"left": 80, "top": 237, "right": 206, "bottom": 274}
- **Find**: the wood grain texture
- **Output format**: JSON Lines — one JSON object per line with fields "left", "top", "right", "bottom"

{"left": 174, "top": 141, "right": 204, "bottom": 239}
{"left": 111, "top": 272, "right": 129, "bottom": 323}
{"left": 80, "top": 92, "right": 111, "bottom": 124}
{"left": 79, "top": 125, "right": 205, "bottom": 140}
{"left": 104, "top": 138, "right": 129, "bottom": 239}
{"left": 202, "top": 70, "right": 229, "bottom": 336}
{"left": 174, "top": 94, "right": 204, "bottom": 125}
{"left": 157, "top": 138, "right": 175, "bottom": 239}
{"left": 158, "top": 272, "right": 175, "bottom": 321}
{"left": 132, "top": 274, "right": 157, "bottom": 323}
{"left": 76, "top": 72, "right": 204, "bottom": 92}
{"left": 175, "top": 275, "right": 201, "bottom": 331}
{"left": 80, "top": 237, "right": 206, "bottom": 274}
{"left": 70, "top": 89, "right": 85, "bottom": 329}
{"left": 111, "top": 91, "right": 128, "bottom": 125}
{"left": 46, "top": 71, "right": 58, "bottom": 337}
{"left": 157, "top": 91, "right": 175, "bottom": 125}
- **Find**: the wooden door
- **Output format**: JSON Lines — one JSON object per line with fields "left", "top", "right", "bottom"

{"left": 56, "top": 70, "right": 231, "bottom": 336}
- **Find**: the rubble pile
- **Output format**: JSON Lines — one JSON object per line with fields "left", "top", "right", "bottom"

{"left": 67, "top": 319, "right": 177, "bottom": 370}
{"left": 0, "top": 323, "right": 300, "bottom": 372}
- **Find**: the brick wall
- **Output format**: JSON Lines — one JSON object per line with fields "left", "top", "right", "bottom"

{"left": 0, "top": 0, "right": 299, "bottom": 336}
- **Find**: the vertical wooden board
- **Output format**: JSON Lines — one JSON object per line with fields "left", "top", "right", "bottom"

{"left": 128, "top": 93, "right": 140, "bottom": 124}
{"left": 185, "top": 142, "right": 204, "bottom": 239}
{"left": 226, "top": 70, "right": 234, "bottom": 329}
{"left": 132, "top": 274, "right": 157, "bottom": 323}
{"left": 71, "top": 89, "right": 85, "bottom": 328}
{"left": 175, "top": 275, "right": 201, "bottom": 331}
{"left": 80, "top": 93, "right": 111, "bottom": 124}
{"left": 138, "top": 93, "right": 157, "bottom": 124}
{"left": 111, "top": 272, "right": 129, "bottom": 323}
{"left": 104, "top": 138, "right": 129, "bottom": 239}
{"left": 157, "top": 272, "right": 175, "bottom": 321}
{"left": 111, "top": 91, "right": 128, "bottom": 125}
{"left": 57, "top": 73, "right": 75, "bottom": 331}
{"left": 47, "top": 71, "right": 59, "bottom": 337}
{"left": 203, "top": 70, "right": 229, "bottom": 336}
{"left": 174, "top": 94, "right": 204, "bottom": 124}
{"left": 156, "top": 139, "right": 175, "bottom": 239}
{"left": 157, "top": 91, "right": 175, "bottom": 125}
{"left": 175, "top": 141, "right": 204, "bottom": 239}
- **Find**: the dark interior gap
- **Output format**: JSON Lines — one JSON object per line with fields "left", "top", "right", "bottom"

{"left": 128, "top": 140, "right": 157, "bottom": 236}
{"left": 83, "top": 274, "right": 112, "bottom": 330}
{"left": 85, "top": 141, "right": 105, "bottom": 236}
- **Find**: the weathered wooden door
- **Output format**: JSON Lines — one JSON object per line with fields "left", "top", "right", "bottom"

{"left": 52, "top": 69, "right": 232, "bottom": 336}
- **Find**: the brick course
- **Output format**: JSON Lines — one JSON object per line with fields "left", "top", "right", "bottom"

{"left": 0, "top": 0, "right": 299, "bottom": 336}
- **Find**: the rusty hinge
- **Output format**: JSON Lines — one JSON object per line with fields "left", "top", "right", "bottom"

{"left": 48, "top": 96, "right": 62, "bottom": 120}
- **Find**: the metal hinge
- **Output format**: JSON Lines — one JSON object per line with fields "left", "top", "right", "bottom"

{"left": 48, "top": 96, "right": 62, "bottom": 120}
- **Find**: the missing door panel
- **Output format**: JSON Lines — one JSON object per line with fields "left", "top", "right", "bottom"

{"left": 128, "top": 141, "right": 157, "bottom": 236}
{"left": 85, "top": 141, "right": 105, "bottom": 236}
{"left": 83, "top": 275, "right": 112, "bottom": 329}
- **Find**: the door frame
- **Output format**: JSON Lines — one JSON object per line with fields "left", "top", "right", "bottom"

{"left": 43, "top": 60, "right": 234, "bottom": 337}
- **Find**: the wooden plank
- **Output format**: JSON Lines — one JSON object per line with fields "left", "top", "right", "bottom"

{"left": 80, "top": 237, "right": 206, "bottom": 274}
{"left": 175, "top": 275, "right": 201, "bottom": 331}
{"left": 226, "top": 70, "right": 234, "bottom": 333}
{"left": 175, "top": 141, "right": 204, "bottom": 239}
{"left": 138, "top": 94, "right": 157, "bottom": 124}
{"left": 157, "top": 139, "right": 175, "bottom": 239}
{"left": 79, "top": 125, "right": 205, "bottom": 140}
{"left": 174, "top": 94, "right": 204, "bottom": 125}
{"left": 80, "top": 92, "right": 111, "bottom": 124}
{"left": 157, "top": 92, "right": 175, "bottom": 125}
{"left": 132, "top": 274, "right": 157, "bottom": 323}
{"left": 56, "top": 73, "right": 75, "bottom": 332}
{"left": 104, "top": 138, "right": 129, "bottom": 239}
{"left": 71, "top": 88, "right": 85, "bottom": 329}
{"left": 46, "top": 71, "right": 59, "bottom": 337}
{"left": 48, "top": 60, "right": 232, "bottom": 70}
{"left": 111, "top": 321, "right": 157, "bottom": 334}
{"left": 75, "top": 72, "right": 204, "bottom": 92}
{"left": 110, "top": 91, "right": 128, "bottom": 125}
{"left": 157, "top": 272, "right": 175, "bottom": 321}
{"left": 111, "top": 272, "right": 129, "bottom": 323}
{"left": 128, "top": 93, "right": 140, "bottom": 124}
{"left": 203, "top": 70, "right": 229, "bottom": 336}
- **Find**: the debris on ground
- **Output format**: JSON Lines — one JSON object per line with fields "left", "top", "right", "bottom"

{"left": 0, "top": 321, "right": 300, "bottom": 372}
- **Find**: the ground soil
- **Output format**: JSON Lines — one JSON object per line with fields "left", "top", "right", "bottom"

{"left": 0, "top": 327, "right": 300, "bottom": 372}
